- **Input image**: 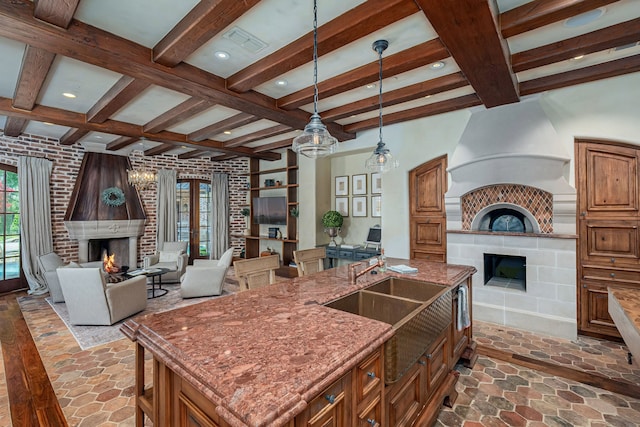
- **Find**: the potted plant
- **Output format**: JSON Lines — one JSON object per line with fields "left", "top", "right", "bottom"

{"left": 322, "top": 210, "right": 343, "bottom": 246}
{"left": 241, "top": 207, "right": 251, "bottom": 235}
{"left": 290, "top": 207, "right": 299, "bottom": 218}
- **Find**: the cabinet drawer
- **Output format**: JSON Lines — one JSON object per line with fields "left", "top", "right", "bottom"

{"left": 355, "top": 349, "right": 382, "bottom": 403}
{"left": 325, "top": 248, "right": 338, "bottom": 258}
{"left": 305, "top": 374, "right": 347, "bottom": 422}
{"left": 411, "top": 251, "right": 446, "bottom": 263}
{"left": 581, "top": 221, "right": 640, "bottom": 265}
{"left": 355, "top": 251, "right": 377, "bottom": 261}
{"left": 339, "top": 249, "right": 355, "bottom": 259}
{"left": 582, "top": 266, "right": 640, "bottom": 286}
{"left": 357, "top": 394, "right": 382, "bottom": 427}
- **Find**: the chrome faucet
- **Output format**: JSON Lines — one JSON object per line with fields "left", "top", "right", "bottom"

{"left": 349, "top": 258, "right": 384, "bottom": 285}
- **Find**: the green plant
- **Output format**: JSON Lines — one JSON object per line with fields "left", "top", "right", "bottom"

{"left": 322, "top": 210, "right": 343, "bottom": 228}
{"left": 241, "top": 207, "right": 250, "bottom": 217}
{"left": 290, "top": 207, "right": 299, "bottom": 218}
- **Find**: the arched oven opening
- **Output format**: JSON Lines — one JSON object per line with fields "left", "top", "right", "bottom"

{"left": 472, "top": 204, "right": 539, "bottom": 234}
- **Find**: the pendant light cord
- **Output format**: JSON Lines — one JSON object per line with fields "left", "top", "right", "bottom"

{"left": 378, "top": 47, "right": 383, "bottom": 144}
{"left": 312, "top": 0, "right": 319, "bottom": 115}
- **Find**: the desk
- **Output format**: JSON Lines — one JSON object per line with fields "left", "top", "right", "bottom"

{"left": 321, "top": 244, "right": 381, "bottom": 268}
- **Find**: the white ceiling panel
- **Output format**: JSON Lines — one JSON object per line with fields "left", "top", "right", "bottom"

{"left": 110, "top": 86, "right": 191, "bottom": 125}
{"left": 0, "top": 38, "right": 25, "bottom": 99}
{"left": 167, "top": 105, "right": 243, "bottom": 134}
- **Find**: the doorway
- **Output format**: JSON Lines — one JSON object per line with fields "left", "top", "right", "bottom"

{"left": 1, "top": 164, "right": 23, "bottom": 293}
{"left": 177, "top": 179, "right": 212, "bottom": 262}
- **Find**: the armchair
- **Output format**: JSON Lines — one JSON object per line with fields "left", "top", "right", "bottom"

{"left": 56, "top": 267, "right": 147, "bottom": 325}
{"left": 143, "top": 241, "right": 188, "bottom": 283}
{"left": 180, "top": 248, "right": 234, "bottom": 298}
{"left": 37, "top": 252, "right": 102, "bottom": 303}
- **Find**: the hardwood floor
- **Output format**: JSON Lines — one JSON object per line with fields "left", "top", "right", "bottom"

{"left": 0, "top": 290, "right": 67, "bottom": 426}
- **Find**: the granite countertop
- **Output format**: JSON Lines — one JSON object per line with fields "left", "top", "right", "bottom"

{"left": 608, "top": 287, "right": 640, "bottom": 363}
{"left": 122, "top": 258, "right": 476, "bottom": 427}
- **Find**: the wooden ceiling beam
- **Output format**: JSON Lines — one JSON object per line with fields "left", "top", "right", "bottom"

{"left": 12, "top": 46, "right": 55, "bottom": 110}
{"left": 415, "top": 0, "right": 519, "bottom": 108}
{"left": 153, "top": 0, "right": 261, "bottom": 67}
{"left": 210, "top": 154, "right": 238, "bottom": 161}
{"left": 189, "top": 112, "right": 257, "bottom": 142}
{"left": 33, "top": 0, "right": 80, "bottom": 28}
{"left": 59, "top": 128, "right": 89, "bottom": 145}
{"left": 227, "top": 0, "right": 419, "bottom": 92}
{"left": 178, "top": 150, "right": 210, "bottom": 160}
{"left": 3, "top": 117, "right": 29, "bottom": 137}
{"left": 252, "top": 138, "right": 294, "bottom": 153}
{"left": 512, "top": 18, "right": 640, "bottom": 73}
{"left": 0, "top": 0, "right": 354, "bottom": 141}
{"left": 500, "top": 0, "right": 619, "bottom": 38}
{"left": 520, "top": 54, "right": 640, "bottom": 96}
{"left": 322, "top": 72, "right": 469, "bottom": 121}
{"left": 106, "top": 136, "right": 138, "bottom": 151}
{"left": 277, "top": 40, "right": 449, "bottom": 111}
{"left": 86, "top": 76, "right": 150, "bottom": 123}
{"left": 143, "top": 144, "right": 176, "bottom": 156}
{"left": 344, "top": 94, "right": 481, "bottom": 134}
{"left": 0, "top": 96, "right": 279, "bottom": 160}
{"left": 143, "top": 97, "right": 212, "bottom": 133}
{"left": 223, "top": 125, "right": 291, "bottom": 148}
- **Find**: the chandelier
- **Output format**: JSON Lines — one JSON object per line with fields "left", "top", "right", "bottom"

{"left": 127, "top": 168, "right": 156, "bottom": 190}
{"left": 291, "top": 0, "right": 338, "bottom": 158}
{"left": 365, "top": 40, "right": 399, "bottom": 173}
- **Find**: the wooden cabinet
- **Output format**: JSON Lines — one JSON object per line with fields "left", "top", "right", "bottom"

{"left": 576, "top": 139, "right": 640, "bottom": 339}
{"left": 297, "top": 373, "right": 350, "bottom": 427}
{"left": 244, "top": 149, "right": 298, "bottom": 277}
{"left": 409, "top": 155, "right": 447, "bottom": 262}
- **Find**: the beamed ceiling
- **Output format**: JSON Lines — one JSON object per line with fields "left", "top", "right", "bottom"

{"left": 0, "top": 0, "right": 638, "bottom": 161}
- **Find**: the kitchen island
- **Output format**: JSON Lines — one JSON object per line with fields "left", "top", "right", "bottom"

{"left": 122, "top": 258, "right": 476, "bottom": 427}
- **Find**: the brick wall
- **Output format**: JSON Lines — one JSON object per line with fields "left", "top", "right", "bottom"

{"left": 0, "top": 132, "right": 248, "bottom": 265}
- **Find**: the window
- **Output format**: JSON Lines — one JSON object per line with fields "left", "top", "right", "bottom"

{"left": 177, "top": 179, "right": 212, "bottom": 261}
{"left": 1, "top": 164, "right": 21, "bottom": 292}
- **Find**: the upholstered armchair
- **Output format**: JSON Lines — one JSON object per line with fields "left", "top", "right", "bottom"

{"left": 180, "top": 248, "right": 234, "bottom": 298}
{"left": 143, "top": 241, "right": 188, "bottom": 283}
{"left": 56, "top": 267, "right": 147, "bottom": 325}
{"left": 37, "top": 252, "right": 102, "bottom": 303}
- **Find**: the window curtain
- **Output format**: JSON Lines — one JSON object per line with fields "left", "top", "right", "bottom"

{"left": 210, "top": 173, "right": 229, "bottom": 259}
{"left": 156, "top": 169, "right": 177, "bottom": 248}
{"left": 18, "top": 156, "right": 53, "bottom": 295}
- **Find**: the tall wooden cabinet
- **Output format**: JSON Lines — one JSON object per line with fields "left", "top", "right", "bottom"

{"left": 576, "top": 139, "right": 640, "bottom": 339}
{"left": 245, "top": 150, "right": 298, "bottom": 277}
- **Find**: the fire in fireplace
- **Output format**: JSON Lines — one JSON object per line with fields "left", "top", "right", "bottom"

{"left": 483, "top": 253, "right": 526, "bottom": 291}
{"left": 103, "top": 251, "right": 119, "bottom": 273}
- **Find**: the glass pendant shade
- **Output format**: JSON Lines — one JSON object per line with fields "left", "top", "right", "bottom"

{"left": 291, "top": 0, "right": 337, "bottom": 158}
{"left": 292, "top": 113, "right": 338, "bottom": 158}
{"left": 365, "top": 141, "right": 399, "bottom": 173}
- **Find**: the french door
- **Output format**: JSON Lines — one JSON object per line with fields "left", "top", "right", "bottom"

{"left": 177, "top": 179, "right": 212, "bottom": 262}
{"left": 1, "top": 164, "right": 23, "bottom": 293}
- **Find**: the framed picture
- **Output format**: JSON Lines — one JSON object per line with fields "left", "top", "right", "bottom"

{"left": 371, "top": 172, "right": 382, "bottom": 194}
{"left": 352, "top": 174, "right": 367, "bottom": 195}
{"left": 335, "top": 197, "right": 349, "bottom": 217}
{"left": 335, "top": 176, "right": 349, "bottom": 196}
{"left": 352, "top": 196, "right": 367, "bottom": 217}
{"left": 371, "top": 195, "right": 382, "bottom": 217}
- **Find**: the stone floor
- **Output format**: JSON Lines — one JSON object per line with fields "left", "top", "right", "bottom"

{"left": 2, "top": 287, "right": 640, "bottom": 426}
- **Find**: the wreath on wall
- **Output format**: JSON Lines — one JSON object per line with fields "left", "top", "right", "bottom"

{"left": 101, "top": 187, "right": 126, "bottom": 207}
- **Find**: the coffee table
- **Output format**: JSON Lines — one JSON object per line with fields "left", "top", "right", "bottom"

{"left": 126, "top": 268, "right": 171, "bottom": 298}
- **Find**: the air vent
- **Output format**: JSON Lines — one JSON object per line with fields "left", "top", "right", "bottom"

{"left": 614, "top": 41, "right": 640, "bottom": 52}
{"left": 223, "top": 27, "right": 267, "bottom": 54}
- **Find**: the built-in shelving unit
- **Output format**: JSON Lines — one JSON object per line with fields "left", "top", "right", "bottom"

{"left": 245, "top": 149, "right": 298, "bottom": 277}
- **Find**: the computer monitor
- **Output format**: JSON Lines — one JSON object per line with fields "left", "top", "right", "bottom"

{"left": 364, "top": 226, "right": 381, "bottom": 250}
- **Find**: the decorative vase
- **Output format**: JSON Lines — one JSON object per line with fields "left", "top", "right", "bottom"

{"left": 325, "top": 227, "right": 340, "bottom": 246}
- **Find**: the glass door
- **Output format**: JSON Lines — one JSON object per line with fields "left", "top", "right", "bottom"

{"left": 1, "top": 164, "right": 22, "bottom": 293}
{"left": 177, "top": 179, "right": 212, "bottom": 262}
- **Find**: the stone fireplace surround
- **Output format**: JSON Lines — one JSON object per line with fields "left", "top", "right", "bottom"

{"left": 445, "top": 99, "right": 578, "bottom": 340}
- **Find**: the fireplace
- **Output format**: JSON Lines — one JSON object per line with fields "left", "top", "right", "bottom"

{"left": 444, "top": 98, "right": 578, "bottom": 340}
{"left": 88, "top": 238, "right": 130, "bottom": 269}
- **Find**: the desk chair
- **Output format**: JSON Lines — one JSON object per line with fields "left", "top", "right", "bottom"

{"left": 233, "top": 255, "right": 279, "bottom": 292}
{"left": 293, "top": 247, "right": 326, "bottom": 277}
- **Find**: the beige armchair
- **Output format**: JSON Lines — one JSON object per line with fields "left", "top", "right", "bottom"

{"left": 143, "top": 241, "right": 188, "bottom": 283}
{"left": 180, "top": 248, "right": 234, "bottom": 298}
{"left": 37, "top": 252, "right": 102, "bottom": 303}
{"left": 56, "top": 267, "right": 147, "bottom": 325}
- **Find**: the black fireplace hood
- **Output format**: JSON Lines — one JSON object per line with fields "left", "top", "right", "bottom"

{"left": 64, "top": 152, "right": 146, "bottom": 221}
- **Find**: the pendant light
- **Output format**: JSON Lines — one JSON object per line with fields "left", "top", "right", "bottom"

{"left": 365, "top": 40, "right": 399, "bottom": 173}
{"left": 291, "top": 0, "right": 338, "bottom": 158}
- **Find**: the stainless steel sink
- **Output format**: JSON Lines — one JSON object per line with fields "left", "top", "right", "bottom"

{"left": 325, "top": 278, "right": 452, "bottom": 384}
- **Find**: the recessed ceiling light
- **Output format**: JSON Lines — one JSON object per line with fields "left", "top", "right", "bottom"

{"left": 570, "top": 55, "right": 585, "bottom": 61}
{"left": 564, "top": 8, "right": 605, "bottom": 28}
{"left": 214, "top": 51, "right": 230, "bottom": 60}
{"left": 430, "top": 61, "right": 445, "bottom": 70}
{"left": 223, "top": 130, "right": 232, "bottom": 135}
{"left": 275, "top": 80, "right": 288, "bottom": 87}
{"left": 43, "top": 122, "right": 54, "bottom": 126}
{"left": 366, "top": 83, "right": 376, "bottom": 89}
{"left": 424, "top": 95, "right": 432, "bottom": 99}
{"left": 62, "top": 92, "right": 76, "bottom": 98}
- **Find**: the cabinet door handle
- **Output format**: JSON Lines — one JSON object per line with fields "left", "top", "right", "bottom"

{"left": 611, "top": 257, "right": 616, "bottom": 263}
{"left": 367, "top": 419, "right": 379, "bottom": 426}
{"left": 610, "top": 273, "right": 616, "bottom": 278}
{"left": 580, "top": 211, "right": 587, "bottom": 216}
{"left": 418, "top": 360, "right": 426, "bottom": 366}
{"left": 325, "top": 394, "right": 335, "bottom": 404}
{"left": 367, "top": 371, "right": 376, "bottom": 378}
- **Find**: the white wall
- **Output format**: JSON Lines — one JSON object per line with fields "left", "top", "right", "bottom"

{"left": 321, "top": 72, "right": 640, "bottom": 259}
